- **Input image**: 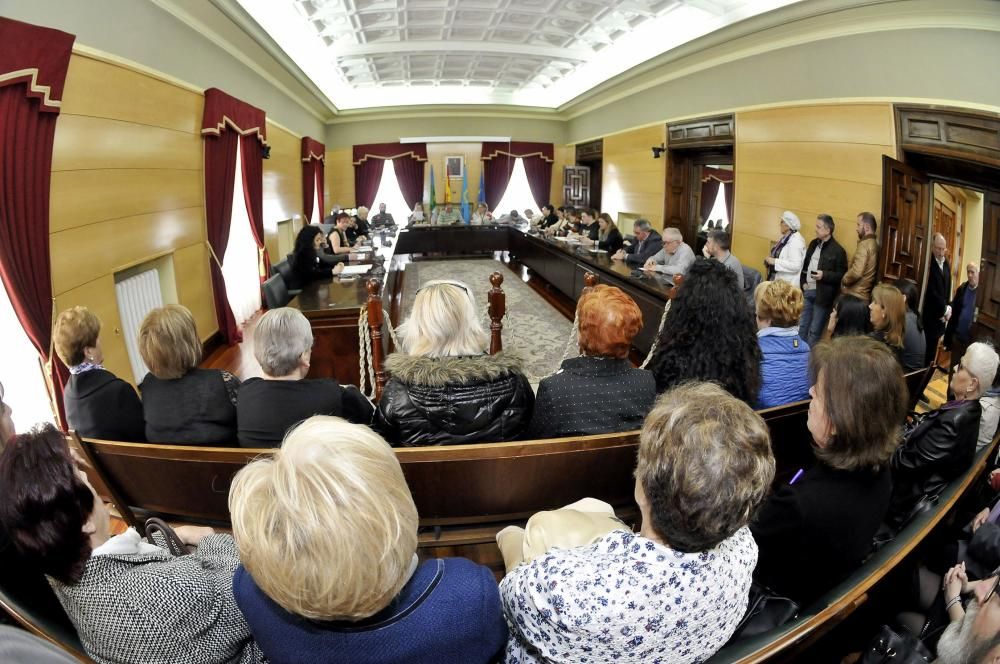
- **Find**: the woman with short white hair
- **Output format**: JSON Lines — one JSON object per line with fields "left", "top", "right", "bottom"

{"left": 236, "top": 307, "right": 373, "bottom": 447}
{"left": 375, "top": 280, "right": 534, "bottom": 446}
{"left": 229, "top": 416, "right": 507, "bottom": 664}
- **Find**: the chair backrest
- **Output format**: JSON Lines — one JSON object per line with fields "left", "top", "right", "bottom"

{"left": 0, "top": 565, "right": 88, "bottom": 663}
{"left": 742, "top": 266, "right": 763, "bottom": 308}
{"left": 261, "top": 273, "right": 289, "bottom": 310}
{"left": 758, "top": 399, "right": 813, "bottom": 485}
{"left": 75, "top": 431, "right": 640, "bottom": 530}
{"left": 274, "top": 259, "right": 295, "bottom": 290}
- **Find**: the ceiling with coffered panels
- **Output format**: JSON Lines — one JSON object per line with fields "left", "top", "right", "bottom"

{"left": 233, "top": 0, "right": 805, "bottom": 110}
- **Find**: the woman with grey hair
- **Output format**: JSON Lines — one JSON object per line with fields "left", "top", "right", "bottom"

{"left": 236, "top": 307, "right": 374, "bottom": 447}
{"left": 374, "top": 280, "right": 534, "bottom": 446}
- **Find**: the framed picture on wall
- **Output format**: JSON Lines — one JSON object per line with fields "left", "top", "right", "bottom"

{"left": 446, "top": 155, "right": 464, "bottom": 178}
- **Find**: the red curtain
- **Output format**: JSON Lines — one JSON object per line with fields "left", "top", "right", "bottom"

{"left": 302, "top": 137, "right": 325, "bottom": 221}
{"left": 481, "top": 142, "right": 553, "bottom": 211}
{"left": 353, "top": 142, "right": 427, "bottom": 208}
{"left": 0, "top": 18, "right": 75, "bottom": 426}
{"left": 201, "top": 88, "right": 268, "bottom": 345}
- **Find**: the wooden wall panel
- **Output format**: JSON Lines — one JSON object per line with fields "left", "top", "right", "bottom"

{"left": 733, "top": 103, "right": 895, "bottom": 268}
{"left": 51, "top": 207, "right": 204, "bottom": 294}
{"left": 53, "top": 276, "right": 132, "bottom": 385}
{"left": 61, "top": 55, "right": 202, "bottom": 133}
{"left": 551, "top": 144, "right": 574, "bottom": 206}
{"left": 173, "top": 243, "right": 218, "bottom": 342}
{"left": 51, "top": 115, "right": 201, "bottom": 172}
{"left": 602, "top": 125, "right": 666, "bottom": 229}
{"left": 50, "top": 169, "right": 202, "bottom": 233}
{"left": 262, "top": 121, "right": 304, "bottom": 259}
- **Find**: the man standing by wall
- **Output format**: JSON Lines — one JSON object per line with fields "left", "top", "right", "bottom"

{"left": 798, "top": 214, "right": 848, "bottom": 345}
{"left": 944, "top": 262, "right": 980, "bottom": 374}
{"left": 923, "top": 233, "right": 952, "bottom": 367}
{"left": 841, "top": 211, "right": 879, "bottom": 302}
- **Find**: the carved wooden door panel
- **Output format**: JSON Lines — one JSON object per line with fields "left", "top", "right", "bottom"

{"left": 974, "top": 191, "right": 1000, "bottom": 344}
{"left": 563, "top": 166, "right": 590, "bottom": 208}
{"left": 879, "top": 156, "right": 930, "bottom": 288}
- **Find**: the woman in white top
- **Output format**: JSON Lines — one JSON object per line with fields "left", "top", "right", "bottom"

{"left": 499, "top": 382, "right": 775, "bottom": 664}
{"left": 407, "top": 202, "right": 426, "bottom": 224}
{"left": 764, "top": 210, "right": 807, "bottom": 285}
{"left": 470, "top": 203, "right": 493, "bottom": 225}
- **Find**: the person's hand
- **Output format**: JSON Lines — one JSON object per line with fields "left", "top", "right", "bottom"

{"left": 972, "top": 507, "right": 991, "bottom": 532}
{"left": 612, "top": 250, "right": 626, "bottom": 261}
{"left": 702, "top": 245, "right": 711, "bottom": 258}
{"left": 813, "top": 270, "right": 823, "bottom": 281}
{"left": 333, "top": 263, "right": 345, "bottom": 275}
{"left": 944, "top": 306, "right": 953, "bottom": 323}
{"left": 764, "top": 256, "right": 776, "bottom": 266}
{"left": 989, "top": 469, "right": 1000, "bottom": 492}
{"left": 643, "top": 258, "right": 657, "bottom": 271}
{"left": 944, "top": 562, "right": 970, "bottom": 599}
{"left": 174, "top": 525, "right": 215, "bottom": 546}
{"left": 827, "top": 310, "right": 838, "bottom": 332}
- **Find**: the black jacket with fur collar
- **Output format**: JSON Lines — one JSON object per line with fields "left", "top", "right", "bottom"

{"left": 374, "top": 352, "right": 534, "bottom": 447}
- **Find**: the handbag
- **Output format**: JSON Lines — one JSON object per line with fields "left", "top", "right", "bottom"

{"left": 729, "top": 581, "right": 799, "bottom": 640}
{"left": 859, "top": 625, "right": 931, "bottom": 663}
{"left": 143, "top": 517, "right": 191, "bottom": 556}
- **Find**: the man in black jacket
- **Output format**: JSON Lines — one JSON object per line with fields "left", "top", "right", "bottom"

{"left": 612, "top": 219, "right": 663, "bottom": 266}
{"left": 798, "top": 214, "right": 848, "bottom": 345}
{"left": 924, "top": 233, "right": 952, "bottom": 367}
{"left": 945, "top": 262, "right": 980, "bottom": 375}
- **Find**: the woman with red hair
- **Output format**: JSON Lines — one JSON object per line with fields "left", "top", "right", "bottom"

{"left": 526, "top": 285, "right": 655, "bottom": 438}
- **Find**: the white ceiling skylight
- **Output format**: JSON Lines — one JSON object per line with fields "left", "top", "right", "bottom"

{"left": 235, "top": 0, "right": 804, "bottom": 110}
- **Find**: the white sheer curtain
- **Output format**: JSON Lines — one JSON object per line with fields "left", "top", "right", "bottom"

{"left": 494, "top": 158, "right": 540, "bottom": 216}
{"left": 0, "top": 282, "right": 55, "bottom": 431}
{"left": 372, "top": 159, "right": 413, "bottom": 228}
{"left": 222, "top": 140, "right": 262, "bottom": 325}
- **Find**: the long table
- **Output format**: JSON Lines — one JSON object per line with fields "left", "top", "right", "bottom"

{"left": 290, "top": 225, "right": 674, "bottom": 385}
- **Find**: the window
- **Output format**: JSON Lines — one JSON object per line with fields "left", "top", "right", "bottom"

{"left": 371, "top": 159, "right": 413, "bottom": 228}
{"left": 0, "top": 282, "right": 55, "bottom": 431}
{"left": 707, "top": 184, "right": 730, "bottom": 230}
{"left": 494, "top": 158, "right": 539, "bottom": 217}
{"left": 221, "top": 140, "right": 263, "bottom": 326}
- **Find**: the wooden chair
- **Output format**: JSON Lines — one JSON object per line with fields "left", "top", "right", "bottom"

{"left": 261, "top": 273, "right": 289, "bottom": 309}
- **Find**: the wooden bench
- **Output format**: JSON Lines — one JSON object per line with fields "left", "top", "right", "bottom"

{"left": 707, "top": 432, "right": 1000, "bottom": 663}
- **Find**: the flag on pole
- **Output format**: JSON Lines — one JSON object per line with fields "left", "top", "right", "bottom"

{"left": 444, "top": 175, "right": 452, "bottom": 205}
{"left": 478, "top": 170, "right": 486, "bottom": 205}
{"left": 460, "top": 166, "right": 470, "bottom": 224}
{"left": 429, "top": 165, "right": 436, "bottom": 213}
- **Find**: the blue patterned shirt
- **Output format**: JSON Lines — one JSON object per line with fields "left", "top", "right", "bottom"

{"left": 500, "top": 528, "right": 757, "bottom": 664}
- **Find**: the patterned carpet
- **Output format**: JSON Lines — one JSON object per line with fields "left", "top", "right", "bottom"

{"left": 397, "top": 259, "right": 573, "bottom": 382}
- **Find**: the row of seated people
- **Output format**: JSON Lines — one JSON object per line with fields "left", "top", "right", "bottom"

{"left": 406, "top": 200, "right": 537, "bottom": 226}
{"left": 534, "top": 204, "right": 628, "bottom": 254}
{"left": 2, "top": 330, "right": 996, "bottom": 663}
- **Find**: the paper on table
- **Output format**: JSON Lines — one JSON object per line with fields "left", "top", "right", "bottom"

{"left": 340, "top": 264, "right": 373, "bottom": 275}
{"left": 352, "top": 246, "right": 374, "bottom": 253}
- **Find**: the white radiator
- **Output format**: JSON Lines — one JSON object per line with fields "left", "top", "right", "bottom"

{"left": 115, "top": 269, "right": 164, "bottom": 384}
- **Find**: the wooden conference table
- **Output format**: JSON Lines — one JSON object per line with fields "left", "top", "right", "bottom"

{"left": 289, "top": 224, "right": 675, "bottom": 386}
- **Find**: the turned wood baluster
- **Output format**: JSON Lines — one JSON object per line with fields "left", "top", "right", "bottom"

{"left": 667, "top": 274, "right": 684, "bottom": 299}
{"left": 488, "top": 272, "right": 505, "bottom": 355}
{"left": 582, "top": 271, "right": 599, "bottom": 296}
{"left": 366, "top": 278, "right": 388, "bottom": 400}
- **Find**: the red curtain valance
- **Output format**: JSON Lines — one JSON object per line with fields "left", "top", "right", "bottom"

{"left": 0, "top": 18, "right": 74, "bottom": 112}
{"left": 353, "top": 142, "right": 427, "bottom": 165}
{"left": 302, "top": 136, "right": 325, "bottom": 162}
{"left": 701, "top": 166, "right": 733, "bottom": 184}
{"left": 481, "top": 141, "right": 554, "bottom": 163}
{"left": 201, "top": 87, "right": 268, "bottom": 144}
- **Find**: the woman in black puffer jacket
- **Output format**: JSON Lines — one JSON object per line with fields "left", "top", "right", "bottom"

{"left": 374, "top": 280, "right": 534, "bottom": 447}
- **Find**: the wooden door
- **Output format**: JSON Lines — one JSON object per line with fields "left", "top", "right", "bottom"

{"left": 563, "top": 166, "right": 590, "bottom": 208}
{"left": 933, "top": 199, "right": 957, "bottom": 265}
{"left": 974, "top": 190, "right": 1000, "bottom": 344}
{"left": 879, "top": 156, "right": 930, "bottom": 287}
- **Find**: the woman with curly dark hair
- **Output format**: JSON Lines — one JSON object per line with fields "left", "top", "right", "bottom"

{"left": 646, "top": 258, "right": 761, "bottom": 403}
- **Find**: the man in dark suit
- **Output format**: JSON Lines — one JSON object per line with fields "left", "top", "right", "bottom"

{"left": 945, "top": 262, "right": 980, "bottom": 375}
{"left": 798, "top": 214, "right": 848, "bottom": 345}
{"left": 923, "top": 233, "right": 952, "bottom": 367}
{"left": 611, "top": 219, "right": 663, "bottom": 266}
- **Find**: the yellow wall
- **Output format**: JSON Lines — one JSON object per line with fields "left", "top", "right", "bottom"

{"left": 732, "top": 103, "right": 896, "bottom": 269}
{"left": 962, "top": 188, "right": 985, "bottom": 275}
{"left": 602, "top": 125, "right": 667, "bottom": 229}
{"left": 261, "top": 120, "right": 304, "bottom": 261}
{"left": 325, "top": 147, "right": 354, "bottom": 212}
{"left": 551, "top": 144, "right": 574, "bottom": 207}
{"left": 51, "top": 53, "right": 212, "bottom": 384}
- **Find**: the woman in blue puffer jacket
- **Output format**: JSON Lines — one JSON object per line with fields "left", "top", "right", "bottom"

{"left": 754, "top": 280, "right": 811, "bottom": 409}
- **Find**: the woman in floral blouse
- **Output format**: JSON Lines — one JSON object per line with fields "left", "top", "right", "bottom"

{"left": 499, "top": 382, "right": 775, "bottom": 664}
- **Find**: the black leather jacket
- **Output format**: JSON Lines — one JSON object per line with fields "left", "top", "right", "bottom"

{"left": 374, "top": 352, "right": 534, "bottom": 447}
{"left": 887, "top": 399, "right": 981, "bottom": 526}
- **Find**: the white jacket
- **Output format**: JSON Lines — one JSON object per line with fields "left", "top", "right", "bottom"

{"left": 772, "top": 231, "right": 806, "bottom": 286}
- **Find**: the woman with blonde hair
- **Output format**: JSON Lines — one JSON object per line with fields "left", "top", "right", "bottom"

{"left": 869, "top": 282, "right": 906, "bottom": 363}
{"left": 54, "top": 306, "right": 145, "bottom": 441}
{"left": 229, "top": 416, "right": 506, "bottom": 663}
{"left": 755, "top": 280, "right": 811, "bottom": 408}
{"left": 138, "top": 304, "right": 239, "bottom": 445}
{"left": 375, "top": 280, "right": 534, "bottom": 446}
{"left": 596, "top": 212, "right": 624, "bottom": 253}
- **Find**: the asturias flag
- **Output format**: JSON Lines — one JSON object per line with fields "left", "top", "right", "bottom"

{"left": 460, "top": 166, "right": 470, "bottom": 223}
